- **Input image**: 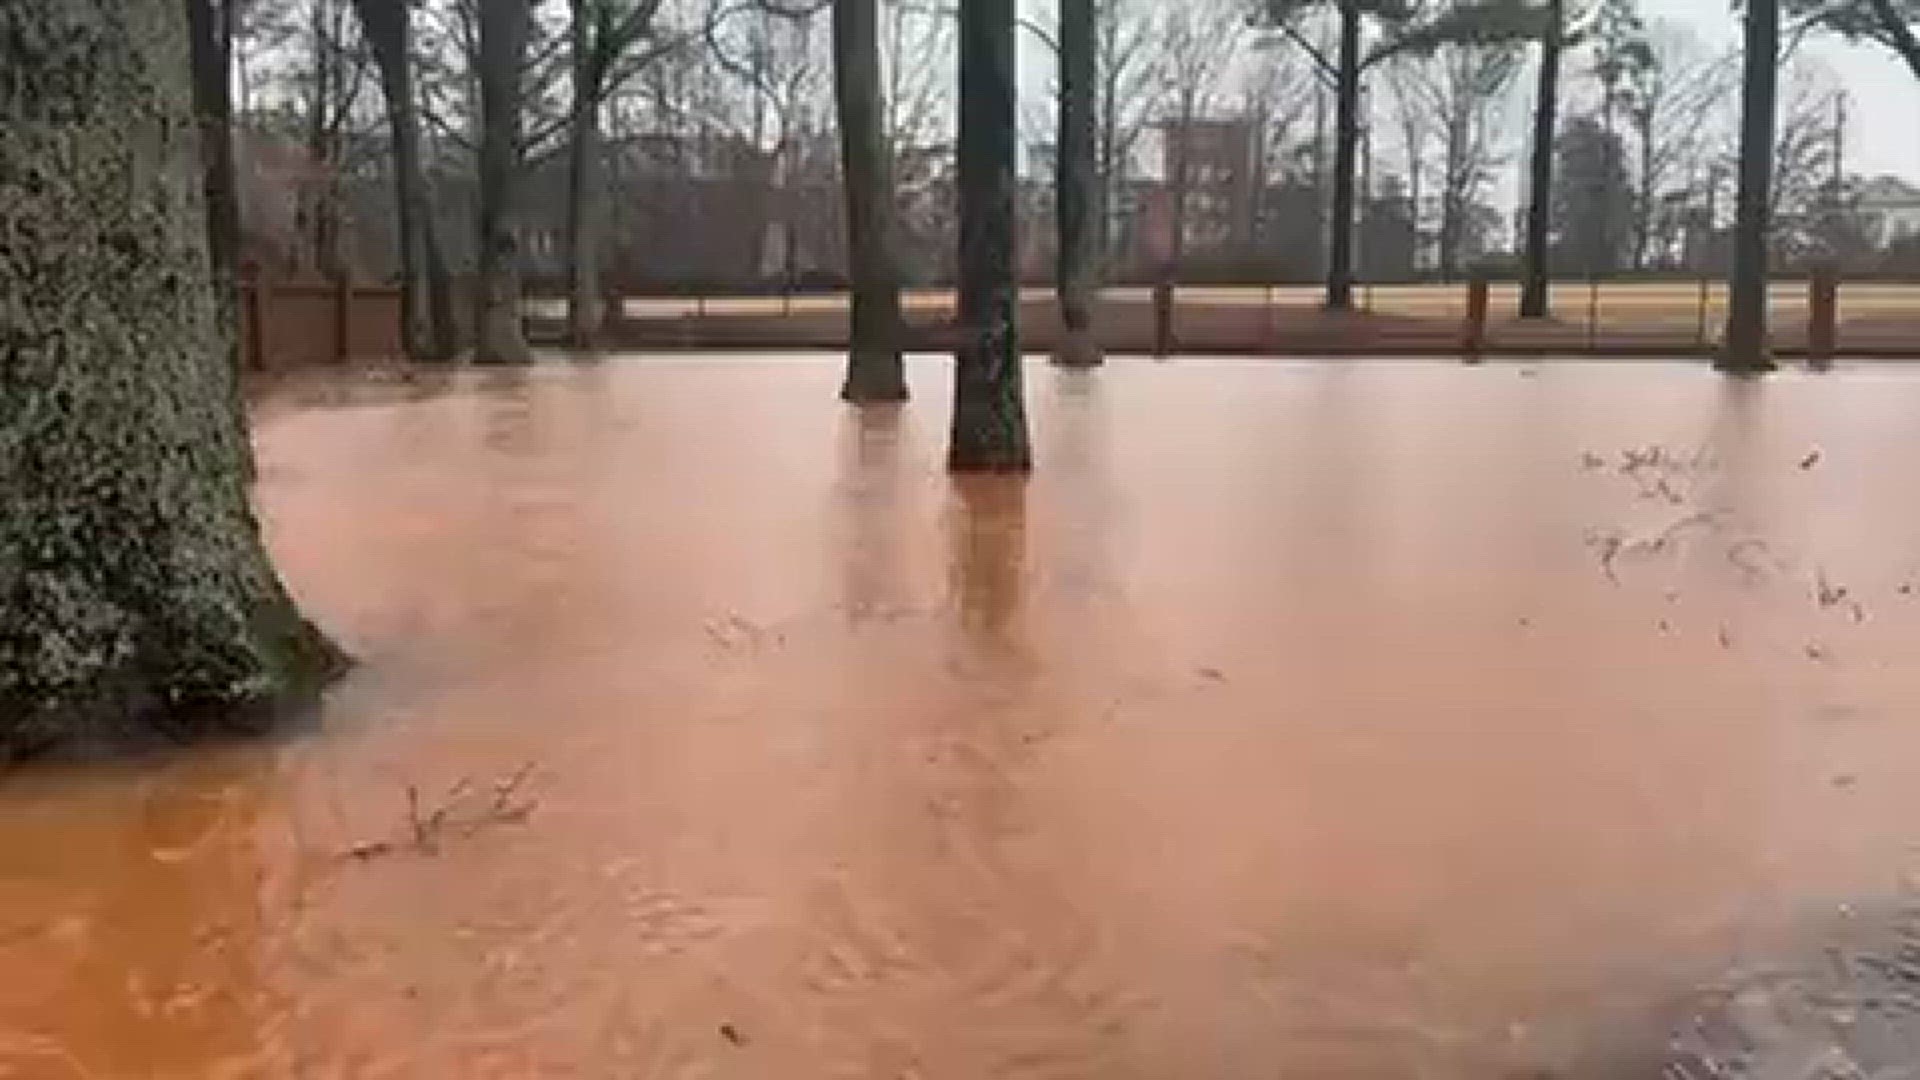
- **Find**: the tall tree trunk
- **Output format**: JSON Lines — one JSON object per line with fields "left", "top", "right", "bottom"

{"left": 563, "top": 92, "right": 603, "bottom": 350}
{"left": 1054, "top": 0, "right": 1102, "bottom": 366}
{"left": 564, "top": 0, "right": 604, "bottom": 351}
{"left": 183, "top": 0, "right": 240, "bottom": 324}
{"left": 1520, "top": 0, "right": 1562, "bottom": 318}
{"left": 834, "top": 0, "right": 909, "bottom": 400}
{"left": 352, "top": 0, "right": 457, "bottom": 360}
{"left": 1717, "top": 0, "right": 1778, "bottom": 372}
{"left": 476, "top": 0, "right": 533, "bottom": 364}
{"left": 1439, "top": 114, "right": 1465, "bottom": 280}
{"left": 1325, "top": 1, "right": 1361, "bottom": 311}
{"left": 1099, "top": 18, "right": 1122, "bottom": 276}
{"left": 1406, "top": 128, "right": 1423, "bottom": 273}
{"left": 1597, "top": 80, "right": 1618, "bottom": 275}
{"left": 951, "top": 0, "right": 1032, "bottom": 471}
{"left": 1170, "top": 106, "right": 1192, "bottom": 273}
{"left": 1, "top": 0, "right": 343, "bottom": 756}
{"left": 307, "top": 0, "right": 347, "bottom": 282}
{"left": 1631, "top": 104, "right": 1654, "bottom": 270}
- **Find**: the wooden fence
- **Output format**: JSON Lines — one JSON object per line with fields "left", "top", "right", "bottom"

{"left": 240, "top": 278, "right": 404, "bottom": 371}
{"left": 245, "top": 273, "right": 1909, "bottom": 367}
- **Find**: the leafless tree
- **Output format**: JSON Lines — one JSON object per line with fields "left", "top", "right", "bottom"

{"left": 1617, "top": 21, "right": 1735, "bottom": 269}
{"left": 563, "top": 0, "right": 671, "bottom": 348}
{"left": 351, "top": 0, "right": 462, "bottom": 358}
{"left": 1402, "top": 40, "right": 1520, "bottom": 278}
{"left": 1097, "top": 0, "right": 1164, "bottom": 266}
{"left": 476, "top": 0, "right": 535, "bottom": 363}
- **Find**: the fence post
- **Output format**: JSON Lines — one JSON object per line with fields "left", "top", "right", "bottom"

{"left": 255, "top": 270, "right": 275, "bottom": 371}
{"left": 1696, "top": 275, "right": 1710, "bottom": 349}
{"left": 242, "top": 277, "right": 264, "bottom": 371}
{"left": 1586, "top": 277, "right": 1600, "bottom": 352}
{"left": 603, "top": 283, "right": 626, "bottom": 334}
{"left": 1463, "top": 274, "right": 1489, "bottom": 362}
{"left": 333, "top": 275, "right": 352, "bottom": 363}
{"left": 1808, "top": 265, "right": 1837, "bottom": 370}
{"left": 1152, "top": 279, "right": 1175, "bottom": 359}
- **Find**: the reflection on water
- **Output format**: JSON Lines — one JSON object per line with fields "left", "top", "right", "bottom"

{"left": 10, "top": 357, "right": 1920, "bottom": 1076}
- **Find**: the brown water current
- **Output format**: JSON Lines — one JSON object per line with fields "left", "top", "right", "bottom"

{"left": 9, "top": 357, "right": 1920, "bottom": 1078}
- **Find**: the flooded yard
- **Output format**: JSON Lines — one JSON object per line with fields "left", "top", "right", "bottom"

{"left": 9, "top": 356, "right": 1920, "bottom": 1077}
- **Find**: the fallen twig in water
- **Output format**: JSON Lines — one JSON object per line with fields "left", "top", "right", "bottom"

{"left": 704, "top": 612, "right": 786, "bottom": 654}
{"left": 1816, "top": 569, "right": 1849, "bottom": 610}
{"left": 1586, "top": 529, "right": 1626, "bottom": 584}
{"left": 477, "top": 760, "right": 539, "bottom": 830}
{"left": 341, "top": 764, "right": 540, "bottom": 863}
{"left": 1725, "top": 538, "right": 1773, "bottom": 584}
{"left": 1585, "top": 512, "right": 1723, "bottom": 584}
{"left": 408, "top": 776, "right": 473, "bottom": 852}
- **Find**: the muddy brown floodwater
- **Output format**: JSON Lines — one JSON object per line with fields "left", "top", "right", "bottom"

{"left": 12, "top": 357, "right": 1920, "bottom": 1078}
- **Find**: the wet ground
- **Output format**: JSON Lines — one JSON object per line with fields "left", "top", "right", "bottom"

{"left": 9, "top": 356, "right": 1920, "bottom": 1078}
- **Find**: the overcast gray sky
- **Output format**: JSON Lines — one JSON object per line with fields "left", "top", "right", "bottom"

{"left": 1656, "top": 0, "right": 1919, "bottom": 181}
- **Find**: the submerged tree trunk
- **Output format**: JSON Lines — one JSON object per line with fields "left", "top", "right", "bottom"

{"left": 833, "top": 0, "right": 909, "bottom": 401}
{"left": 563, "top": 94, "right": 603, "bottom": 350}
{"left": 1519, "top": 0, "right": 1563, "bottom": 318}
{"left": 1326, "top": 1, "right": 1361, "bottom": 311}
{"left": 564, "top": 0, "right": 604, "bottom": 351}
{"left": 1718, "top": 0, "right": 1778, "bottom": 372}
{"left": 475, "top": 0, "right": 533, "bottom": 364}
{"left": 1054, "top": 0, "right": 1102, "bottom": 367}
{"left": 353, "top": 0, "right": 458, "bottom": 360}
{"left": 560, "top": 0, "right": 606, "bottom": 351}
{"left": 951, "top": 0, "right": 1032, "bottom": 471}
{"left": 0, "top": 0, "right": 343, "bottom": 756}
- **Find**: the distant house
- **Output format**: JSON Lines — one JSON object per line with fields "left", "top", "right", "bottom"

{"left": 1857, "top": 175, "right": 1920, "bottom": 248}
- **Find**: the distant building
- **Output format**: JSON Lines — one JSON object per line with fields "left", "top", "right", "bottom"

{"left": 1153, "top": 117, "right": 1261, "bottom": 260}
{"left": 1857, "top": 175, "right": 1920, "bottom": 247}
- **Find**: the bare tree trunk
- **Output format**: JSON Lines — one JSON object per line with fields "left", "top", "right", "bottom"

{"left": 1717, "top": 0, "right": 1778, "bottom": 372}
{"left": 1439, "top": 112, "right": 1466, "bottom": 280}
{"left": 1099, "top": 16, "right": 1122, "bottom": 276}
{"left": 1632, "top": 105, "right": 1654, "bottom": 270}
{"left": 563, "top": 98, "right": 603, "bottom": 350}
{"left": 1054, "top": 0, "right": 1102, "bottom": 366}
{"left": 1405, "top": 123, "right": 1423, "bottom": 273}
{"left": 306, "top": 0, "right": 348, "bottom": 282}
{"left": 1169, "top": 99, "right": 1193, "bottom": 274}
{"left": 564, "top": 0, "right": 604, "bottom": 351}
{"left": 1520, "top": 0, "right": 1562, "bottom": 318}
{"left": 353, "top": 0, "right": 457, "bottom": 360}
{"left": 423, "top": 195, "right": 460, "bottom": 352}
{"left": 834, "top": 0, "right": 909, "bottom": 400}
{"left": 950, "top": 0, "right": 1031, "bottom": 471}
{"left": 1326, "top": 1, "right": 1361, "bottom": 311}
{"left": 475, "top": 0, "right": 533, "bottom": 364}
{"left": 1, "top": 0, "right": 344, "bottom": 756}
{"left": 184, "top": 0, "right": 240, "bottom": 310}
